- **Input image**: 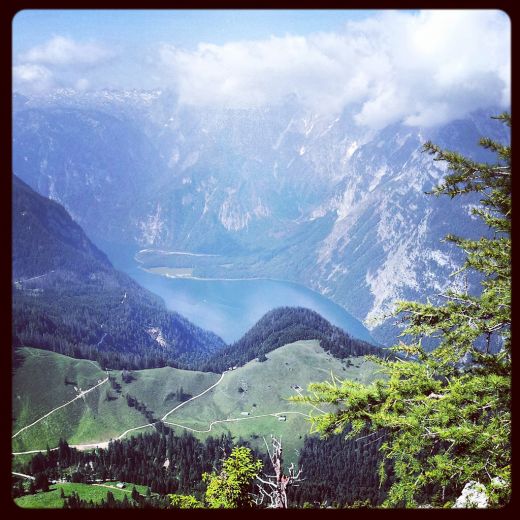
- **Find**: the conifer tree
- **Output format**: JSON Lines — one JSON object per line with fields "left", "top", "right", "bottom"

{"left": 293, "top": 114, "right": 511, "bottom": 507}
{"left": 203, "top": 446, "right": 263, "bottom": 508}
{"left": 168, "top": 494, "right": 204, "bottom": 508}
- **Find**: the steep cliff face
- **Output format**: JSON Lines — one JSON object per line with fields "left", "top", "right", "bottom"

{"left": 12, "top": 89, "right": 508, "bottom": 344}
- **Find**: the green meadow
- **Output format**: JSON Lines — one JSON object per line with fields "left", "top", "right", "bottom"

{"left": 13, "top": 342, "right": 382, "bottom": 464}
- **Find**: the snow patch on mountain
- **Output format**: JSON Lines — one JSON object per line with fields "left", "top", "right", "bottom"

{"left": 325, "top": 263, "right": 348, "bottom": 282}
{"left": 273, "top": 117, "right": 294, "bottom": 150}
{"left": 335, "top": 188, "right": 359, "bottom": 222}
{"left": 47, "top": 173, "right": 60, "bottom": 203}
{"left": 302, "top": 113, "right": 319, "bottom": 136}
{"left": 219, "top": 191, "right": 270, "bottom": 231}
{"left": 168, "top": 149, "right": 180, "bottom": 167}
{"left": 345, "top": 140, "right": 358, "bottom": 159}
{"left": 395, "top": 132, "right": 412, "bottom": 148}
{"left": 219, "top": 203, "right": 250, "bottom": 231}
{"left": 309, "top": 205, "right": 329, "bottom": 221}
{"left": 202, "top": 188, "right": 217, "bottom": 216}
{"left": 139, "top": 204, "right": 165, "bottom": 245}
{"left": 429, "top": 249, "right": 452, "bottom": 268}
{"left": 316, "top": 190, "right": 367, "bottom": 265}
{"left": 368, "top": 165, "right": 388, "bottom": 192}
{"left": 181, "top": 151, "right": 200, "bottom": 171}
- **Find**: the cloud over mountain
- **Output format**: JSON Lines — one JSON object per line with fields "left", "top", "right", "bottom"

{"left": 13, "top": 63, "right": 54, "bottom": 92}
{"left": 20, "top": 35, "right": 114, "bottom": 67}
{"left": 13, "top": 36, "right": 115, "bottom": 93}
{"left": 159, "top": 10, "right": 510, "bottom": 128}
{"left": 13, "top": 10, "right": 509, "bottom": 129}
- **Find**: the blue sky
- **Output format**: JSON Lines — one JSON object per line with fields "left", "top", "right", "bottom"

{"left": 12, "top": 9, "right": 510, "bottom": 129}
{"left": 12, "top": 9, "right": 382, "bottom": 93}
{"left": 13, "top": 9, "right": 380, "bottom": 51}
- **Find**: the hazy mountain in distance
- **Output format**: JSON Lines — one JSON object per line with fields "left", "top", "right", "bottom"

{"left": 12, "top": 89, "right": 509, "bottom": 344}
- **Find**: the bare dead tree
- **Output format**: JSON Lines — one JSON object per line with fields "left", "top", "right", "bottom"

{"left": 254, "top": 435, "right": 304, "bottom": 508}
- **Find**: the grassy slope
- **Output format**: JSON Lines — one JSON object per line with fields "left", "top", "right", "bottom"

{"left": 166, "top": 340, "right": 381, "bottom": 463}
{"left": 122, "top": 365, "right": 219, "bottom": 419}
{"left": 13, "top": 348, "right": 145, "bottom": 452}
{"left": 14, "top": 481, "right": 150, "bottom": 509}
{"left": 12, "top": 347, "right": 219, "bottom": 452}
{"left": 13, "top": 342, "right": 382, "bottom": 464}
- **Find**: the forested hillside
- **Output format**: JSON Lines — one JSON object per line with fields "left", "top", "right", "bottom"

{"left": 14, "top": 429, "right": 392, "bottom": 508}
{"left": 13, "top": 176, "right": 382, "bottom": 371}
{"left": 13, "top": 174, "right": 112, "bottom": 278}
{"left": 200, "top": 307, "right": 384, "bottom": 372}
{"left": 290, "top": 429, "right": 393, "bottom": 507}
{"left": 12, "top": 176, "right": 225, "bottom": 370}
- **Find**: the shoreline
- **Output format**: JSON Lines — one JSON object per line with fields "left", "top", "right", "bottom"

{"left": 136, "top": 249, "right": 220, "bottom": 258}
{"left": 134, "top": 265, "right": 377, "bottom": 344}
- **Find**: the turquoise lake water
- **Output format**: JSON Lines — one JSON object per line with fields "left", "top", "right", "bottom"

{"left": 127, "top": 266, "right": 376, "bottom": 345}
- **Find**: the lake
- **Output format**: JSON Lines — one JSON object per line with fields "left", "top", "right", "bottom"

{"left": 126, "top": 266, "right": 376, "bottom": 345}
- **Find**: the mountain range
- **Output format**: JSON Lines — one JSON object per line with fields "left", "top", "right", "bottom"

{"left": 12, "top": 89, "right": 510, "bottom": 345}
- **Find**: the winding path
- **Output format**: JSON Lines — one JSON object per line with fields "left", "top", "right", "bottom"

{"left": 12, "top": 448, "right": 59, "bottom": 456}
{"left": 12, "top": 372, "right": 226, "bottom": 455}
{"left": 164, "top": 411, "right": 311, "bottom": 434}
{"left": 161, "top": 371, "right": 226, "bottom": 422}
{"left": 92, "top": 483, "right": 134, "bottom": 494}
{"left": 12, "top": 367, "right": 311, "bottom": 456}
{"left": 16, "top": 271, "right": 55, "bottom": 284}
{"left": 87, "top": 370, "right": 229, "bottom": 444}
{"left": 92, "top": 483, "right": 159, "bottom": 497}
{"left": 12, "top": 378, "right": 109, "bottom": 439}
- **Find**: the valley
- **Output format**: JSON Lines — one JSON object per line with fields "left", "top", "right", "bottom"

{"left": 10, "top": 8, "right": 511, "bottom": 509}
{"left": 13, "top": 89, "right": 507, "bottom": 346}
{"left": 129, "top": 253, "right": 376, "bottom": 344}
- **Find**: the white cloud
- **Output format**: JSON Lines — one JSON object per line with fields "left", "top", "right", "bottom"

{"left": 13, "top": 64, "right": 54, "bottom": 92}
{"left": 158, "top": 10, "right": 510, "bottom": 128}
{"left": 20, "top": 35, "right": 113, "bottom": 67}
{"left": 75, "top": 78, "right": 90, "bottom": 91}
{"left": 12, "top": 11, "right": 510, "bottom": 128}
{"left": 14, "top": 36, "right": 116, "bottom": 94}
